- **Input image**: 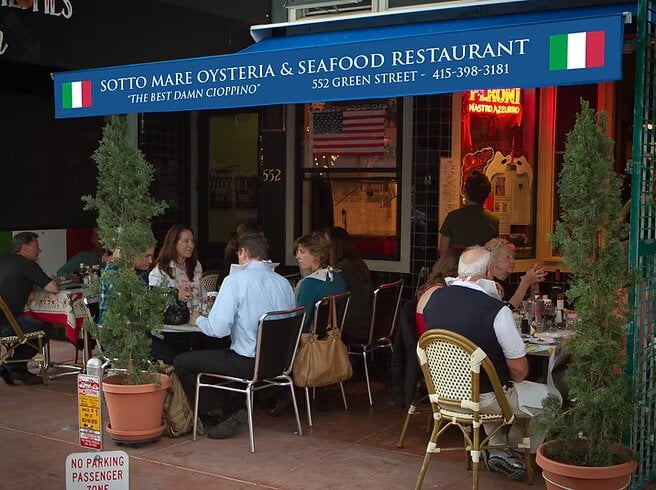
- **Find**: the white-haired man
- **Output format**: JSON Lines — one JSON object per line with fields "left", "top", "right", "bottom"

{"left": 423, "top": 245, "right": 544, "bottom": 480}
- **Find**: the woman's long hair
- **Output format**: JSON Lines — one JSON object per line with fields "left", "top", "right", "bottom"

{"left": 154, "top": 224, "right": 198, "bottom": 281}
{"left": 326, "top": 226, "right": 370, "bottom": 282}
{"left": 417, "top": 249, "right": 460, "bottom": 298}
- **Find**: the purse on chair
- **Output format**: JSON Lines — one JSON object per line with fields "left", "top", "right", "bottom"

{"left": 293, "top": 295, "right": 352, "bottom": 388}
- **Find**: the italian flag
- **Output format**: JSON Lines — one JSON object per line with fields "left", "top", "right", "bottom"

{"left": 549, "top": 31, "right": 605, "bottom": 71}
{"left": 62, "top": 80, "right": 92, "bottom": 109}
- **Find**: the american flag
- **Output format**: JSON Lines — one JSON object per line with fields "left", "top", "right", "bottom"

{"left": 311, "top": 109, "right": 386, "bottom": 156}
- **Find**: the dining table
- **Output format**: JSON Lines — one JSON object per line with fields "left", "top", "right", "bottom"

{"left": 23, "top": 286, "right": 90, "bottom": 344}
{"left": 22, "top": 285, "right": 95, "bottom": 375}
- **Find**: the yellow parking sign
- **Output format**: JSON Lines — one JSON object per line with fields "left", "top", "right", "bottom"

{"left": 78, "top": 374, "right": 102, "bottom": 450}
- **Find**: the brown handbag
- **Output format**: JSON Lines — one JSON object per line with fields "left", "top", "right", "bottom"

{"left": 292, "top": 295, "right": 353, "bottom": 388}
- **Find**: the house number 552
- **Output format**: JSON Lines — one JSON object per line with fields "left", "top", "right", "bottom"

{"left": 262, "top": 168, "right": 282, "bottom": 182}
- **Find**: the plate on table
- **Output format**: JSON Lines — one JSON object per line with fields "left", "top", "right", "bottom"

{"left": 528, "top": 337, "right": 556, "bottom": 345}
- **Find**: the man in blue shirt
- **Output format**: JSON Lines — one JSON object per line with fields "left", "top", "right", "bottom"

{"left": 174, "top": 233, "right": 295, "bottom": 439}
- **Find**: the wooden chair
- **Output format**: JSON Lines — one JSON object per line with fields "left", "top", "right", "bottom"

{"left": 346, "top": 280, "right": 403, "bottom": 405}
{"left": 201, "top": 270, "right": 222, "bottom": 292}
{"left": 414, "top": 329, "right": 533, "bottom": 489}
{"left": 192, "top": 306, "right": 306, "bottom": 453}
{"left": 0, "top": 297, "right": 49, "bottom": 385}
{"left": 303, "top": 291, "right": 351, "bottom": 427}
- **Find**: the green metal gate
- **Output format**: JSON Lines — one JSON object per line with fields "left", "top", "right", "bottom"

{"left": 628, "top": 0, "right": 656, "bottom": 487}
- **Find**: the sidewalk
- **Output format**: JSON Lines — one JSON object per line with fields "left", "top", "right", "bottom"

{"left": 0, "top": 340, "right": 545, "bottom": 489}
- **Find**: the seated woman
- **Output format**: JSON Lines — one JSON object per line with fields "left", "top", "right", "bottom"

{"left": 415, "top": 250, "right": 459, "bottom": 336}
{"left": 294, "top": 232, "right": 346, "bottom": 333}
{"left": 326, "top": 226, "right": 373, "bottom": 344}
{"left": 485, "top": 237, "right": 546, "bottom": 310}
{"left": 148, "top": 225, "right": 208, "bottom": 363}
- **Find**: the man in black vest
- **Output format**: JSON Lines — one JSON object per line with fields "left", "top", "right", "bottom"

{"left": 423, "top": 245, "right": 530, "bottom": 480}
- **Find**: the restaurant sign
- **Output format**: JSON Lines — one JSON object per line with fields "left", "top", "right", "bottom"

{"left": 53, "top": 8, "right": 626, "bottom": 118}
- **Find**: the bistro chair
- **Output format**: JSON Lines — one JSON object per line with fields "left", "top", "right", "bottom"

{"left": 201, "top": 270, "right": 223, "bottom": 292}
{"left": 192, "top": 306, "right": 306, "bottom": 453}
{"left": 346, "top": 279, "right": 403, "bottom": 405}
{"left": 0, "top": 296, "right": 49, "bottom": 385}
{"left": 414, "top": 329, "right": 533, "bottom": 490}
{"left": 303, "top": 291, "right": 351, "bottom": 427}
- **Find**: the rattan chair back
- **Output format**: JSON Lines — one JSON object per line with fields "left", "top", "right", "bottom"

{"left": 417, "top": 329, "right": 513, "bottom": 422}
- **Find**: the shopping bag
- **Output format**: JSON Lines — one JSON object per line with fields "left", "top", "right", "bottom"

{"left": 156, "top": 362, "right": 203, "bottom": 437}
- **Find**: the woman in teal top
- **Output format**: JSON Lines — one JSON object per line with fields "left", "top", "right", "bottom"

{"left": 294, "top": 232, "right": 346, "bottom": 332}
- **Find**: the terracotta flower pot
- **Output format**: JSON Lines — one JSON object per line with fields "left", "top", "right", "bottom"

{"left": 102, "top": 373, "right": 170, "bottom": 443}
{"left": 536, "top": 442, "right": 638, "bottom": 490}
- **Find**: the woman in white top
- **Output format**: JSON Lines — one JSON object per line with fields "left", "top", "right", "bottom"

{"left": 149, "top": 224, "right": 206, "bottom": 310}
{"left": 148, "top": 225, "right": 209, "bottom": 364}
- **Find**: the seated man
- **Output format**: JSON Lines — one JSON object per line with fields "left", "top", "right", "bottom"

{"left": 423, "top": 246, "right": 551, "bottom": 481}
{"left": 97, "top": 247, "right": 155, "bottom": 324}
{"left": 0, "top": 232, "right": 59, "bottom": 385}
{"left": 174, "top": 233, "right": 295, "bottom": 439}
{"left": 57, "top": 226, "right": 104, "bottom": 279}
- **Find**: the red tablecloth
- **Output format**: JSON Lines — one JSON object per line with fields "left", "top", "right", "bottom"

{"left": 23, "top": 290, "right": 87, "bottom": 344}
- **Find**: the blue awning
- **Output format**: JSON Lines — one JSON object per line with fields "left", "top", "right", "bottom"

{"left": 53, "top": 4, "right": 633, "bottom": 118}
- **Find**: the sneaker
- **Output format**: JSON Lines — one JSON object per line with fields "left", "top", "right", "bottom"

{"left": 482, "top": 450, "right": 526, "bottom": 481}
{"left": 0, "top": 365, "right": 14, "bottom": 386}
{"left": 207, "top": 409, "right": 248, "bottom": 440}
{"left": 9, "top": 370, "right": 43, "bottom": 385}
{"left": 201, "top": 407, "right": 224, "bottom": 425}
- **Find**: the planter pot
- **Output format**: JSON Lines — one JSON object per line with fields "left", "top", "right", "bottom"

{"left": 102, "top": 373, "right": 170, "bottom": 443}
{"left": 536, "top": 442, "right": 638, "bottom": 490}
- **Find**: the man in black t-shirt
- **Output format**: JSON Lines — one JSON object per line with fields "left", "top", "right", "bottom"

{"left": 0, "top": 232, "right": 59, "bottom": 385}
{"left": 439, "top": 170, "right": 499, "bottom": 257}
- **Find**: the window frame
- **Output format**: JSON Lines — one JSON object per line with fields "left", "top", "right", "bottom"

{"left": 285, "top": 97, "right": 412, "bottom": 272}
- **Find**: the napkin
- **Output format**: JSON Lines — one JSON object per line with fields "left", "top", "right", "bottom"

{"left": 513, "top": 381, "right": 561, "bottom": 416}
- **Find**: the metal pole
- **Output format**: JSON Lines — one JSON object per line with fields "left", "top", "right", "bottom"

{"left": 85, "top": 357, "right": 105, "bottom": 450}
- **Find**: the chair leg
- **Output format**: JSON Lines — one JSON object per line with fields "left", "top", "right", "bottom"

{"left": 398, "top": 405, "right": 414, "bottom": 448}
{"left": 246, "top": 386, "right": 255, "bottom": 453}
{"left": 362, "top": 351, "right": 373, "bottom": 406}
{"left": 398, "top": 384, "right": 426, "bottom": 448}
{"left": 520, "top": 418, "right": 534, "bottom": 485}
{"left": 339, "top": 382, "right": 348, "bottom": 411}
{"left": 305, "top": 387, "right": 313, "bottom": 427}
{"left": 192, "top": 376, "right": 200, "bottom": 442}
{"left": 39, "top": 338, "right": 48, "bottom": 385}
{"left": 288, "top": 381, "right": 303, "bottom": 437}
{"left": 471, "top": 424, "right": 480, "bottom": 490}
{"left": 415, "top": 420, "right": 440, "bottom": 489}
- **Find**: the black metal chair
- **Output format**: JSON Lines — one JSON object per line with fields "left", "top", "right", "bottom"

{"left": 0, "top": 297, "right": 49, "bottom": 385}
{"left": 304, "top": 291, "right": 351, "bottom": 426}
{"left": 346, "top": 280, "right": 403, "bottom": 405}
{"left": 192, "top": 306, "right": 306, "bottom": 453}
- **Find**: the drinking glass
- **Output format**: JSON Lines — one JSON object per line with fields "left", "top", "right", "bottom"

{"left": 543, "top": 301, "right": 556, "bottom": 332}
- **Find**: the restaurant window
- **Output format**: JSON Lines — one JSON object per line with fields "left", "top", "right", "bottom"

{"left": 198, "top": 111, "right": 259, "bottom": 267}
{"left": 301, "top": 98, "right": 401, "bottom": 260}
{"left": 460, "top": 88, "right": 539, "bottom": 258}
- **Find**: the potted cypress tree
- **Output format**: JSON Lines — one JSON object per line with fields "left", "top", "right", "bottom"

{"left": 83, "top": 115, "right": 172, "bottom": 444}
{"left": 533, "top": 100, "right": 637, "bottom": 488}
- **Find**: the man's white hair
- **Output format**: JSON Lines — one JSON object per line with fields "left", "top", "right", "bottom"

{"left": 458, "top": 246, "right": 491, "bottom": 278}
